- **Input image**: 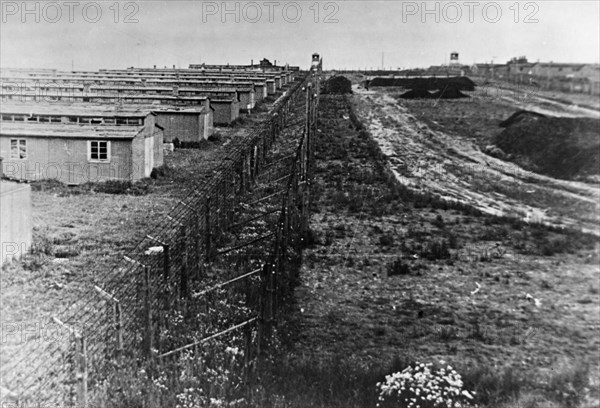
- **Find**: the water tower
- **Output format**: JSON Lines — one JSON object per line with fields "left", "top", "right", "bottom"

{"left": 450, "top": 51, "right": 460, "bottom": 66}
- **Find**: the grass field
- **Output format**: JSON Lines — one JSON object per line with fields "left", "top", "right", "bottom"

{"left": 256, "top": 93, "right": 600, "bottom": 408}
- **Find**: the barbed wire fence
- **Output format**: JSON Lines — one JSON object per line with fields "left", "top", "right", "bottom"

{"left": 1, "top": 65, "right": 322, "bottom": 406}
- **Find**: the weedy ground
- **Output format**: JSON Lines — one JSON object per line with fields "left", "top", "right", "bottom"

{"left": 254, "top": 93, "right": 599, "bottom": 408}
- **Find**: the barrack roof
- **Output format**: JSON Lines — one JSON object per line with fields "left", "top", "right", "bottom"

{"left": 0, "top": 122, "right": 145, "bottom": 139}
{"left": 0, "top": 103, "right": 155, "bottom": 117}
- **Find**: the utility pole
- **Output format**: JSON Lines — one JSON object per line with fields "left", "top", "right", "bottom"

{"left": 381, "top": 52, "right": 384, "bottom": 70}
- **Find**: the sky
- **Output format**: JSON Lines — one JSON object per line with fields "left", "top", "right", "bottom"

{"left": 1, "top": 0, "right": 599, "bottom": 71}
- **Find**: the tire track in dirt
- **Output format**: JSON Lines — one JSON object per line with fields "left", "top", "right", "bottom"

{"left": 354, "top": 88, "right": 600, "bottom": 236}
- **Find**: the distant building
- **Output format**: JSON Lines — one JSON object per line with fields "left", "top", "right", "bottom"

{"left": 506, "top": 57, "right": 538, "bottom": 82}
{"left": 472, "top": 63, "right": 509, "bottom": 79}
{"left": 259, "top": 58, "right": 274, "bottom": 68}
{"left": 529, "top": 62, "right": 587, "bottom": 79}
{"left": 501, "top": 57, "right": 600, "bottom": 95}
{"left": 574, "top": 64, "right": 600, "bottom": 94}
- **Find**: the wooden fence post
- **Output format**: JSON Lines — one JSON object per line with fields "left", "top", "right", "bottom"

{"left": 252, "top": 145, "right": 258, "bottom": 182}
{"left": 257, "top": 264, "right": 266, "bottom": 357}
{"left": 263, "top": 130, "right": 268, "bottom": 162}
{"left": 143, "top": 265, "right": 153, "bottom": 357}
{"left": 215, "top": 185, "right": 221, "bottom": 230}
{"left": 94, "top": 285, "right": 123, "bottom": 357}
{"left": 196, "top": 207, "right": 202, "bottom": 274}
{"left": 115, "top": 302, "right": 123, "bottom": 354}
{"left": 75, "top": 332, "right": 87, "bottom": 406}
{"left": 243, "top": 324, "right": 252, "bottom": 382}
{"left": 205, "top": 197, "right": 212, "bottom": 262}
{"left": 246, "top": 151, "right": 252, "bottom": 188}
{"left": 181, "top": 225, "right": 189, "bottom": 299}
{"left": 163, "top": 244, "right": 170, "bottom": 283}
{"left": 240, "top": 153, "right": 246, "bottom": 194}
{"left": 229, "top": 170, "right": 236, "bottom": 225}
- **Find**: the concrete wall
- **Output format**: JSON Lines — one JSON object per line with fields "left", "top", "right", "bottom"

{"left": 1, "top": 182, "right": 32, "bottom": 265}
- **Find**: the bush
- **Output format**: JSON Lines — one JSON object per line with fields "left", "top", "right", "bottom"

{"left": 421, "top": 240, "right": 451, "bottom": 260}
{"left": 302, "top": 229, "right": 322, "bottom": 247}
{"left": 546, "top": 361, "right": 590, "bottom": 408}
{"left": 324, "top": 231, "right": 335, "bottom": 246}
{"left": 539, "top": 236, "right": 572, "bottom": 256}
{"left": 177, "top": 140, "right": 210, "bottom": 149}
{"left": 379, "top": 234, "right": 395, "bottom": 247}
{"left": 230, "top": 116, "right": 247, "bottom": 127}
{"left": 387, "top": 258, "right": 410, "bottom": 276}
{"left": 447, "top": 233, "right": 459, "bottom": 249}
{"left": 377, "top": 362, "right": 477, "bottom": 408}
{"left": 462, "top": 365, "right": 522, "bottom": 406}
{"left": 208, "top": 132, "right": 222, "bottom": 142}
{"left": 92, "top": 180, "right": 151, "bottom": 196}
{"left": 433, "top": 214, "right": 445, "bottom": 228}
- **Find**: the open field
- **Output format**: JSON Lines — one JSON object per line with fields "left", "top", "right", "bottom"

{"left": 259, "top": 92, "right": 600, "bottom": 408}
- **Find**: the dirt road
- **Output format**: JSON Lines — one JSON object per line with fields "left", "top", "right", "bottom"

{"left": 353, "top": 86, "right": 599, "bottom": 236}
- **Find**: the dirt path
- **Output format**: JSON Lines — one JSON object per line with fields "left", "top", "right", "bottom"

{"left": 353, "top": 86, "right": 600, "bottom": 236}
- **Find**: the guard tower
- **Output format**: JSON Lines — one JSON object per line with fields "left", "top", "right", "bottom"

{"left": 311, "top": 53, "right": 321, "bottom": 70}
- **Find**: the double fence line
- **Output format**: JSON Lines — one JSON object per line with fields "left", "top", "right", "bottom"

{"left": 1, "top": 68, "right": 321, "bottom": 406}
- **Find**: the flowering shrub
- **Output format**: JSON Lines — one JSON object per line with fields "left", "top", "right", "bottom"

{"left": 377, "top": 362, "right": 477, "bottom": 408}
